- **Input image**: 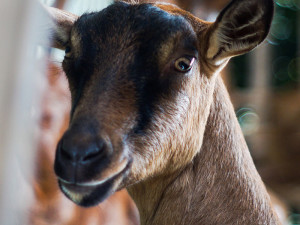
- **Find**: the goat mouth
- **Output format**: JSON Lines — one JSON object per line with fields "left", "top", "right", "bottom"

{"left": 58, "top": 161, "right": 131, "bottom": 207}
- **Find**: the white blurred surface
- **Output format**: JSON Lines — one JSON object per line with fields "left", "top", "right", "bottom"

{"left": 0, "top": 0, "right": 48, "bottom": 224}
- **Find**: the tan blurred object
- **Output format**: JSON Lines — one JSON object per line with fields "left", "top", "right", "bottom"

{"left": 176, "top": 0, "right": 228, "bottom": 11}
{"left": 123, "top": 0, "right": 230, "bottom": 20}
{"left": 258, "top": 90, "right": 300, "bottom": 209}
{"left": 175, "top": 0, "right": 230, "bottom": 20}
{"left": 268, "top": 188, "right": 290, "bottom": 225}
{"left": 29, "top": 61, "right": 139, "bottom": 225}
{"left": 53, "top": 0, "right": 68, "bottom": 9}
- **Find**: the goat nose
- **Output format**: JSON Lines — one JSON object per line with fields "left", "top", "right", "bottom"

{"left": 54, "top": 126, "right": 113, "bottom": 183}
{"left": 58, "top": 136, "right": 106, "bottom": 164}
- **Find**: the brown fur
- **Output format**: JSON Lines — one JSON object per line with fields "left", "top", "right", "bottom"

{"left": 128, "top": 77, "right": 279, "bottom": 224}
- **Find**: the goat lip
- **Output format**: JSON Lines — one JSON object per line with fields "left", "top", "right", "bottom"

{"left": 58, "top": 161, "right": 132, "bottom": 206}
{"left": 58, "top": 172, "right": 117, "bottom": 194}
{"left": 58, "top": 159, "right": 131, "bottom": 189}
{"left": 58, "top": 176, "right": 110, "bottom": 187}
{"left": 58, "top": 176, "right": 116, "bottom": 206}
{"left": 60, "top": 181, "right": 94, "bottom": 195}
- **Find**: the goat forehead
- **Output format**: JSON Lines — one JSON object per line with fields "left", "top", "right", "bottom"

{"left": 65, "top": 2, "right": 198, "bottom": 121}
{"left": 72, "top": 2, "right": 194, "bottom": 57}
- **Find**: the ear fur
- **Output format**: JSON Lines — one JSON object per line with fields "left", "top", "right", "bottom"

{"left": 206, "top": 0, "right": 274, "bottom": 64}
{"left": 45, "top": 6, "right": 78, "bottom": 49}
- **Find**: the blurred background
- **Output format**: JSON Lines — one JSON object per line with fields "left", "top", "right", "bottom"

{"left": 0, "top": 0, "right": 299, "bottom": 224}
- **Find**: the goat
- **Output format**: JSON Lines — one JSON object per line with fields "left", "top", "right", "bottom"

{"left": 45, "top": 0, "right": 280, "bottom": 224}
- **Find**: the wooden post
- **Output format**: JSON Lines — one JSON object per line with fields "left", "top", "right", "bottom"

{"left": 0, "top": 1, "right": 48, "bottom": 224}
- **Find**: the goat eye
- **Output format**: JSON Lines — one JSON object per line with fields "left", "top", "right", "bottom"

{"left": 65, "top": 46, "right": 71, "bottom": 54}
{"left": 174, "top": 57, "right": 195, "bottom": 72}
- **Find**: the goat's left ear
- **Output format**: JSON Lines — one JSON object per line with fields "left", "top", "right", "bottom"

{"left": 41, "top": 6, "right": 78, "bottom": 50}
{"left": 206, "top": 0, "right": 274, "bottom": 64}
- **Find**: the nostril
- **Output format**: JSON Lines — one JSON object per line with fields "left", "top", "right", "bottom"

{"left": 57, "top": 136, "right": 108, "bottom": 163}
{"left": 82, "top": 148, "right": 101, "bottom": 162}
{"left": 59, "top": 141, "right": 74, "bottom": 161}
{"left": 82, "top": 141, "right": 106, "bottom": 163}
{"left": 60, "top": 147, "right": 73, "bottom": 161}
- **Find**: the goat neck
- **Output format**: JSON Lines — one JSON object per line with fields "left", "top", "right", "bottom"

{"left": 128, "top": 77, "right": 279, "bottom": 225}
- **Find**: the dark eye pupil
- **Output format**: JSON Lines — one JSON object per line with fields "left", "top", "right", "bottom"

{"left": 179, "top": 61, "right": 189, "bottom": 71}
{"left": 65, "top": 46, "right": 71, "bottom": 54}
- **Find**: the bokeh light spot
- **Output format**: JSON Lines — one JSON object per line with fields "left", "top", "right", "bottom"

{"left": 236, "top": 108, "right": 260, "bottom": 136}
{"left": 266, "top": 38, "right": 280, "bottom": 46}
{"left": 271, "top": 15, "right": 292, "bottom": 40}
{"left": 275, "top": 0, "right": 295, "bottom": 9}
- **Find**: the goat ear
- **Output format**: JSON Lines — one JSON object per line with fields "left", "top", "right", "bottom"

{"left": 44, "top": 6, "right": 78, "bottom": 50}
{"left": 206, "top": 0, "right": 274, "bottom": 64}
